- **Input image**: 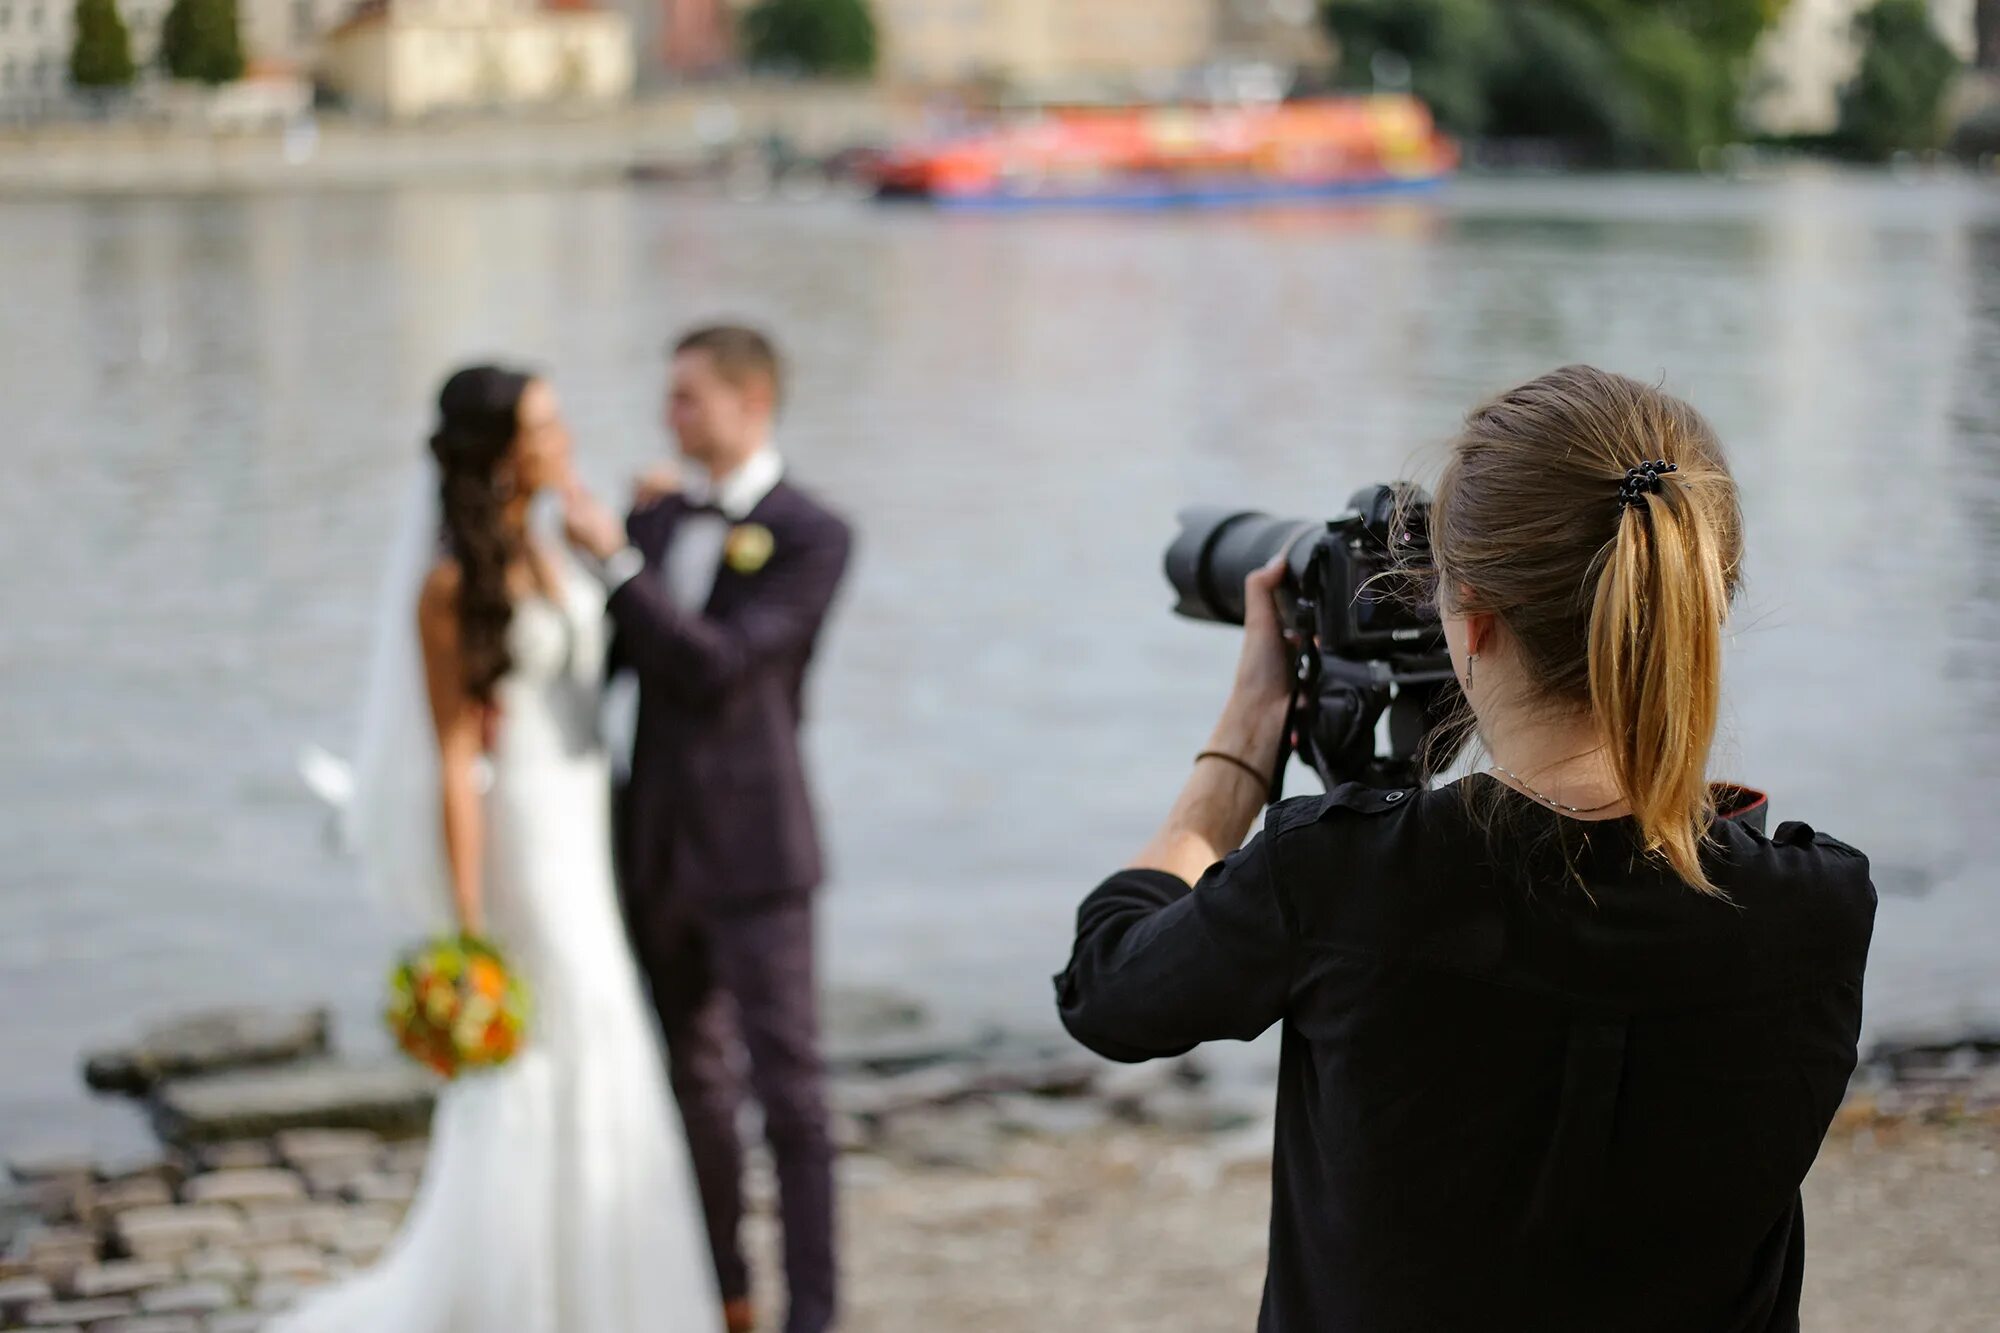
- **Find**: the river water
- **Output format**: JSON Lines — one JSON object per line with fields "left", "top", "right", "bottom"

{"left": 2, "top": 173, "right": 1997, "bottom": 1151}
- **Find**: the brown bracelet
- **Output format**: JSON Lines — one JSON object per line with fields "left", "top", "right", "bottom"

{"left": 1195, "top": 749, "right": 1269, "bottom": 790}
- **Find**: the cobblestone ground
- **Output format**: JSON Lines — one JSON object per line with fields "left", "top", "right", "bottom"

{"left": 5, "top": 1120, "right": 1995, "bottom": 1330}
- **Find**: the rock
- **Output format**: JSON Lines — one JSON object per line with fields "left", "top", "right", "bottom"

{"left": 94, "top": 1156, "right": 185, "bottom": 1189}
{"left": 20, "top": 1297, "right": 138, "bottom": 1325}
{"left": 182, "top": 1172, "right": 307, "bottom": 1207}
{"left": 880, "top": 1105, "right": 1008, "bottom": 1173}
{"left": 5, "top": 1149, "right": 95, "bottom": 1185}
{"left": 271, "top": 1131, "right": 380, "bottom": 1170}
{"left": 206, "top": 1314, "right": 267, "bottom": 1333}
{"left": 180, "top": 1250, "right": 252, "bottom": 1285}
{"left": 826, "top": 1021, "right": 994, "bottom": 1079}
{"left": 248, "top": 1247, "right": 326, "bottom": 1283}
{"left": 150, "top": 1062, "right": 438, "bottom": 1149}
{"left": 89, "top": 1177, "right": 176, "bottom": 1223}
{"left": 68, "top": 1259, "right": 179, "bottom": 1299}
{"left": 375, "top": 1140, "right": 431, "bottom": 1176}
{"left": 85, "top": 1009, "right": 332, "bottom": 1097}
{"left": 18, "top": 1225, "right": 99, "bottom": 1285}
{"left": 824, "top": 986, "right": 930, "bottom": 1039}
{"left": 0, "top": 1275, "right": 55, "bottom": 1318}
{"left": 831, "top": 1111, "right": 872, "bottom": 1154}
{"left": 237, "top": 1202, "right": 345, "bottom": 1248}
{"left": 298, "top": 1163, "right": 369, "bottom": 1200}
{"left": 342, "top": 1173, "right": 417, "bottom": 1208}
{"left": 831, "top": 1066, "right": 983, "bottom": 1120}
{"left": 196, "top": 1144, "right": 277, "bottom": 1173}
{"left": 95, "top": 1318, "right": 206, "bottom": 1333}
{"left": 136, "top": 1281, "right": 238, "bottom": 1315}
{"left": 991, "top": 1094, "right": 1111, "bottom": 1138}
{"left": 5, "top": 1180, "right": 86, "bottom": 1230}
{"left": 1116, "top": 1087, "right": 1261, "bottom": 1136}
{"left": 113, "top": 1206, "right": 246, "bottom": 1262}
{"left": 326, "top": 1214, "right": 395, "bottom": 1262}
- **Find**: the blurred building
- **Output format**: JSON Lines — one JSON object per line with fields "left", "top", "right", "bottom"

{"left": 320, "top": 0, "right": 634, "bottom": 117}
{"left": 0, "top": 0, "right": 69, "bottom": 112}
{"left": 1753, "top": 0, "right": 1979, "bottom": 134}
{"left": 872, "top": 0, "right": 1216, "bottom": 98}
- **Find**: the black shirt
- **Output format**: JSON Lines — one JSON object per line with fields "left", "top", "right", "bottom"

{"left": 1056, "top": 777, "right": 1875, "bottom": 1333}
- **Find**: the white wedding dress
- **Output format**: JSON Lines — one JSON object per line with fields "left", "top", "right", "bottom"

{"left": 274, "top": 565, "right": 721, "bottom": 1333}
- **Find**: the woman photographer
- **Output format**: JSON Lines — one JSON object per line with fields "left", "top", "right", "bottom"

{"left": 1057, "top": 366, "right": 1875, "bottom": 1332}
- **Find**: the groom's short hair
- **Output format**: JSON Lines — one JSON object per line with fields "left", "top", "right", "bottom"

{"left": 674, "top": 325, "right": 783, "bottom": 406}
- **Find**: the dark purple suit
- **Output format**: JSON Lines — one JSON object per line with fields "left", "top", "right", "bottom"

{"left": 608, "top": 480, "right": 852, "bottom": 1333}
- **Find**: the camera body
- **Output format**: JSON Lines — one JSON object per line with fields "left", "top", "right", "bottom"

{"left": 1165, "top": 484, "right": 1458, "bottom": 792}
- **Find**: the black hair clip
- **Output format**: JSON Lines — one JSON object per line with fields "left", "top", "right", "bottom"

{"left": 1617, "top": 459, "right": 1678, "bottom": 509}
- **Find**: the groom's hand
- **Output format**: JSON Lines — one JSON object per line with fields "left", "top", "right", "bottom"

{"left": 562, "top": 481, "right": 629, "bottom": 563}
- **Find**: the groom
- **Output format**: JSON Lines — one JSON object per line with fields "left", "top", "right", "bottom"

{"left": 565, "top": 325, "right": 853, "bottom": 1333}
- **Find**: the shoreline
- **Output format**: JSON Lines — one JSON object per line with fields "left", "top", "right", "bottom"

{"left": 2, "top": 998, "right": 1996, "bottom": 1328}
{"left": 0, "top": 85, "right": 906, "bottom": 198}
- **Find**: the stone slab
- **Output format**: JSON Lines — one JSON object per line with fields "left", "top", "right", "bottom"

{"left": 0, "top": 1274, "right": 55, "bottom": 1317}
{"left": 248, "top": 1246, "right": 325, "bottom": 1282}
{"left": 150, "top": 1063, "right": 437, "bottom": 1149}
{"left": 136, "top": 1280, "right": 238, "bottom": 1315}
{"left": 270, "top": 1131, "right": 380, "bottom": 1168}
{"left": 85, "top": 1009, "right": 332, "bottom": 1097}
{"left": 68, "top": 1259, "right": 179, "bottom": 1299}
{"left": 182, "top": 1171, "right": 306, "bottom": 1207}
{"left": 114, "top": 1206, "right": 246, "bottom": 1261}
{"left": 90, "top": 1177, "right": 176, "bottom": 1222}
{"left": 195, "top": 1144, "right": 276, "bottom": 1173}
{"left": 21, "top": 1296, "right": 139, "bottom": 1324}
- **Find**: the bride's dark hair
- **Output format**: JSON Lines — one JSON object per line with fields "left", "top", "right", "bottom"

{"left": 430, "top": 364, "right": 533, "bottom": 705}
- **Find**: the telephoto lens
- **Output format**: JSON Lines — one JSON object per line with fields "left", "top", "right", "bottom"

{"left": 1164, "top": 508, "right": 1320, "bottom": 625}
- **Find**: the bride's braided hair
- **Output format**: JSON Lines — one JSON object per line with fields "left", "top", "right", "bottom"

{"left": 430, "top": 365, "right": 532, "bottom": 705}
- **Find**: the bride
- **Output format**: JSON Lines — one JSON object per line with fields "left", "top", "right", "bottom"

{"left": 274, "top": 366, "right": 721, "bottom": 1332}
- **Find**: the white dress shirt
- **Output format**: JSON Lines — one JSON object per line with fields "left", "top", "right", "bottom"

{"left": 602, "top": 447, "right": 784, "bottom": 775}
{"left": 664, "top": 446, "right": 785, "bottom": 610}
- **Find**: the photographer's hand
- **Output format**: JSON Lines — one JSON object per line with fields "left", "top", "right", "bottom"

{"left": 1131, "top": 556, "right": 1293, "bottom": 882}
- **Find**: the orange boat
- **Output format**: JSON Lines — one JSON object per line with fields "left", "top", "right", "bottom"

{"left": 866, "top": 95, "right": 1457, "bottom": 211}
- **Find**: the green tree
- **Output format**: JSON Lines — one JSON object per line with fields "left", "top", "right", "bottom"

{"left": 160, "top": 0, "right": 246, "bottom": 85}
{"left": 1323, "top": 0, "right": 1506, "bottom": 135}
{"left": 1323, "top": 0, "right": 1788, "bottom": 165}
{"left": 71, "top": 0, "right": 138, "bottom": 89}
{"left": 1837, "top": 0, "right": 1961, "bottom": 157}
{"left": 741, "top": 0, "right": 878, "bottom": 76}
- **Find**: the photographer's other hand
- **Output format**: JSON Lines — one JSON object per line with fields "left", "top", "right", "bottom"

{"left": 1231, "top": 554, "right": 1294, "bottom": 715}
{"left": 1126, "top": 556, "right": 1293, "bottom": 882}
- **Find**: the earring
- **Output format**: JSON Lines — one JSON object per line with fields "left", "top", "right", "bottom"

{"left": 1466, "top": 652, "right": 1478, "bottom": 691}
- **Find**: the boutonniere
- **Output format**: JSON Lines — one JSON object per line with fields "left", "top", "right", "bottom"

{"left": 724, "top": 523, "right": 776, "bottom": 575}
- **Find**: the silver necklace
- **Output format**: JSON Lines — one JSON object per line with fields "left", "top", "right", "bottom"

{"left": 1489, "top": 764, "right": 1622, "bottom": 815}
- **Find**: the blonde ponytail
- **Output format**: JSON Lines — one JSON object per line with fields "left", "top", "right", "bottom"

{"left": 1588, "top": 475, "right": 1733, "bottom": 893}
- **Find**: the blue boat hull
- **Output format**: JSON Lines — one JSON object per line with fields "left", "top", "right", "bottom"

{"left": 900, "top": 172, "right": 1449, "bottom": 213}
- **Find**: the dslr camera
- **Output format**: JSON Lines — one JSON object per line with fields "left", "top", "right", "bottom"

{"left": 1165, "top": 485, "right": 1458, "bottom": 794}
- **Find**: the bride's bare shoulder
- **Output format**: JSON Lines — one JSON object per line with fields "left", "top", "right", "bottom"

{"left": 417, "top": 560, "right": 461, "bottom": 633}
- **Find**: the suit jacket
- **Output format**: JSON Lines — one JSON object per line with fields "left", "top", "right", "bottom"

{"left": 609, "top": 480, "right": 853, "bottom": 915}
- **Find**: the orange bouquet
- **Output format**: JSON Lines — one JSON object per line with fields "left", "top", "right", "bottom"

{"left": 386, "top": 934, "right": 531, "bottom": 1078}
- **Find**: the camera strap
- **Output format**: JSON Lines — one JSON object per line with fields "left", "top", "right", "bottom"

{"left": 1270, "top": 645, "right": 1318, "bottom": 805}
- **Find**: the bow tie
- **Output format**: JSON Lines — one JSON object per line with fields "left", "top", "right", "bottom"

{"left": 681, "top": 497, "right": 727, "bottom": 518}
